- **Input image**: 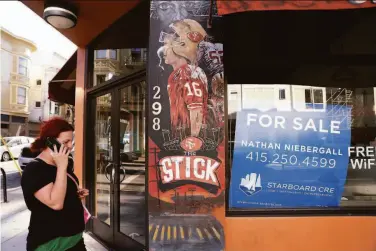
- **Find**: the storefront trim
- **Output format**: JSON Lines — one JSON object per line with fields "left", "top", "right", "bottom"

{"left": 225, "top": 207, "right": 376, "bottom": 217}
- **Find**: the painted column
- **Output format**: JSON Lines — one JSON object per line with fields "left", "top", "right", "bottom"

{"left": 147, "top": 1, "right": 225, "bottom": 250}
{"left": 73, "top": 48, "right": 87, "bottom": 185}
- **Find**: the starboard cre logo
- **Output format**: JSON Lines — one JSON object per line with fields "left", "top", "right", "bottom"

{"left": 239, "top": 173, "right": 262, "bottom": 196}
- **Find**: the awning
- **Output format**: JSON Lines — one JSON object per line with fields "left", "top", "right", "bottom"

{"left": 48, "top": 51, "right": 77, "bottom": 105}
{"left": 217, "top": 1, "right": 376, "bottom": 15}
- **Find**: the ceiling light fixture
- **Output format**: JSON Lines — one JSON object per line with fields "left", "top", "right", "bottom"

{"left": 43, "top": 2, "right": 78, "bottom": 29}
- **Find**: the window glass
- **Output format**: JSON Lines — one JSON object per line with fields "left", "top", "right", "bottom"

{"left": 279, "top": 89, "right": 286, "bottom": 100}
{"left": 17, "top": 87, "right": 26, "bottom": 105}
{"left": 96, "top": 50, "right": 107, "bottom": 59}
{"left": 1, "top": 114, "right": 10, "bottom": 122}
{"left": 10, "top": 139, "right": 21, "bottom": 147}
{"left": 55, "top": 103, "right": 60, "bottom": 115}
{"left": 305, "top": 89, "right": 312, "bottom": 104}
{"left": 228, "top": 83, "right": 376, "bottom": 210}
{"left": 0, "top": 138, "right": 11, "bottom": 145}
{"left": 110, "top": 50, "right": 117, "bottom": 59}
{"left": 19, "top": 57, "right": 28, "bottom": 76}
{"left": 35, "top": 101, "right": 41, "bottom": 108}
{"left": 92, "top": 48, "right": 147, "bottom": 87}
{"left": 313, "top": 89, "right": 324, "bottom": 104}
{"left": 96, "top": 75, "right": 106, "bottom": 85}
{"left": 12, "top": 116, "right": 26, "bottom": 123}
{"left": 225, "top": 8, "right": 376, "bottom": 211}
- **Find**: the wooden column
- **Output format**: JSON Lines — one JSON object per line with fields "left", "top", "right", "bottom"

{"left": 74, "top": 47, "right": 87, "bottom": 185}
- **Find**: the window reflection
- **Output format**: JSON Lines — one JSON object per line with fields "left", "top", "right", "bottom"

{"left": 228, "top": 83, "right": 376, "bottom": 208}
{"left": 92, "top": 48, "right": 147, "bottom": 87}
{"left": 119, "top": 82, "right": 146, "bottom": 244}
{"left": 94, "top": 93, "right": 112, "bottom": 225}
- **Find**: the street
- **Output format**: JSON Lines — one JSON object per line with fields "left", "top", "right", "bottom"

{"left": 0, "top": 160, "right": 107, "bottom": 250}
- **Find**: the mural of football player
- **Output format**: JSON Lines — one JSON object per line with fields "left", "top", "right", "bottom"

{"left": 168, "top": 19, "right": 225, "bottom": 129}
{"left": 165, "top": 18, "right": 224, "bottom": 99}
{"left": 159, "top": 33, "right": 208, "bottom": 138}
{"left": 198, "top": 41, "right": 225, "bottom": 128}
{"left": 148, "top": 3, "right": 226, "bottom": 250}
{"left": 157, "top": 18, "right": 225, "bottom": 139}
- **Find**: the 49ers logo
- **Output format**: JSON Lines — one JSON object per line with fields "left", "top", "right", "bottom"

{"left": 187, "top": 31, "right": 204, "bottom": 43}
{"left": 181, "top": 137, "right": 203, "bottom": 152}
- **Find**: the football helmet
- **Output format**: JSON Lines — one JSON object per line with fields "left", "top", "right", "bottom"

{"left": 168, "top": 19, "right": 207, "bottom": 64}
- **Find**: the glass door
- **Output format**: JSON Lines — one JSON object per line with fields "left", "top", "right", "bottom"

{"left": 88, "top": 75, "right": 147, "bottom": 250}
{"left": 91, "top": 91, "right": 114, "bottom": 245}
{"left": 114, "top": 81, "right": 146, "bottom": 248}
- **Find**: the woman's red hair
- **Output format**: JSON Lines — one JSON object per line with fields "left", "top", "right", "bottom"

{"left": 31, "top": 117, "right": 74, "bottom": 152}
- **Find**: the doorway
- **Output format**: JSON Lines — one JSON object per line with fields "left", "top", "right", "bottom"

{"left": 86, "top": 71, "right": 146, "bottom": 250}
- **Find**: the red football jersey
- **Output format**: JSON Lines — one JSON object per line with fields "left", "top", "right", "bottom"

{"left": 167, "top": 64, "right": 208, "bottom": 130}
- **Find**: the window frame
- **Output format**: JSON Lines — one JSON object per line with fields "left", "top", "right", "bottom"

{"left": 303, "top": 87, "right": 325, "bottom": 111}
{"left": 18, "top": 57, "right": 28, "bottom": 76}
{"left": 16, "top": 86, "right": 27, "bottom": 105}
{"left": 225, "top": 84, "right": 376, "bottom": 217}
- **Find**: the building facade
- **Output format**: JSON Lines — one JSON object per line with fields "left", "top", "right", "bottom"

{"left": 21, "top": 1, "right": 376, "bottom": 251}
{"left": 1, "top": 28, "right": 37, "bottom": 137}
{"left": 28, "top": 51, "right": 72, "bottom": 136}
{"left": 93, "top": 48, "right": 147, "bottom": 86}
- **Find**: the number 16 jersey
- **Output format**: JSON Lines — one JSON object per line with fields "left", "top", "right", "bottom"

{"left": 167, "top": 64, "right": 208, "bottom": 131}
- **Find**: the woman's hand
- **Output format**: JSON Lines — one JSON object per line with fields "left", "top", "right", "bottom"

{"left": 77, "top": 188, "right": 89, "bottom": 199}
{"left": 51, "top": 144, "right": 70, "bottom": 170}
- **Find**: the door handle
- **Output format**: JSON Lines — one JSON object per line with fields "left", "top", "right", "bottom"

{"left": 119, "top": 165, "right": 126, "bottom": 184}
{"left": 104, "top": 162, "right": 115, "bottom": 183}
{"left": 105, "top": 162, "right": 124, "bottom": 184}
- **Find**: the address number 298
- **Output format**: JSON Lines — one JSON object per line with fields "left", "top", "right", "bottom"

{"left": 152, "top": 86, "right": 161, "bottom": 131}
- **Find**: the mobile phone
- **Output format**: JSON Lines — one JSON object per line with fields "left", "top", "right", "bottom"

{"left": 46, "top": 137, "right": 62, "bottom": 152}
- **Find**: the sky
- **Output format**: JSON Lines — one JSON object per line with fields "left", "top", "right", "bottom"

{"left": 0, "top": 1, "right": 77, "bottom": 59}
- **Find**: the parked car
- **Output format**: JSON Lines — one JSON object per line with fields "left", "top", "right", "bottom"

{"left": 18, "top": 147, "right": 40, "bottom": 170}
{"left": 0, "top": 136, "right": 35, "bottom": 161}
{"left": 19, "top": 134, "right": 75, "bottom": 170}
{"left": 18, "top": 147, "right": 74, "bottom": 171}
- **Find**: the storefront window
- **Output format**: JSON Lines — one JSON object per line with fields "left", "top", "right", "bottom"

{"left": 224, "top": 8, "right": 376, "bottom": 212}
{"left": 228, "top": 82, "right": 376, "bottom": 210}
{"left": 92, "top": 48, "right": 147, "bottom": 87}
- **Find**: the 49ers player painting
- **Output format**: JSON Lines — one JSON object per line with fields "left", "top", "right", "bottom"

{"left": 159, "top": 20, "right": 210, "bottom": 138}
{"left": 148, "top": 1, "right": 225, "bottom": 251}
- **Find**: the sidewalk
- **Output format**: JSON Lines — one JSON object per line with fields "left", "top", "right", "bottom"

{"left": 1, "top": 165, "right": 108, "bottom": 251}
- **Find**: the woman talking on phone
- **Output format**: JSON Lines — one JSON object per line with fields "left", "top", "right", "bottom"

{"left": 21, "top": 117, "right": 89, "bottom": 251}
